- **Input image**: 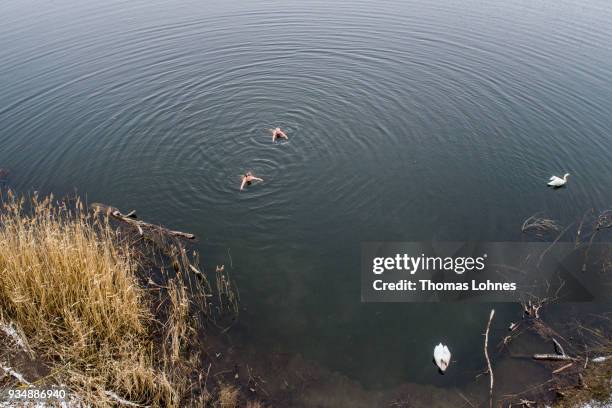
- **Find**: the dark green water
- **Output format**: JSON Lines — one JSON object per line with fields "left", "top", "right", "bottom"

{"left": 1, "top": 0, "right": 611, "bottom": 401}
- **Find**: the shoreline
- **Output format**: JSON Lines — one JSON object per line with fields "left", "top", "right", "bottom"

{"left": 0, "top": 192, "right": 609, "bottom": 407}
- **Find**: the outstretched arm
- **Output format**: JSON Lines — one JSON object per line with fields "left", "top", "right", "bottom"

{"left": 240, "top": 178, "right": 247, "bottom": 190}
{"left": 252, "top": 177, "right": 263, "bottom": 182}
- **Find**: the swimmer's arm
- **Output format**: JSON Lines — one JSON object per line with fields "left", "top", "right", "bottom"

{"left": 252, "top": 177, "right": 263, "bottom": 182}
{"left": 240, "top": 178, "right": 247, "bottom": 191}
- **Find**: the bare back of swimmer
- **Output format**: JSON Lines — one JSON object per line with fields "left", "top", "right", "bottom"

{"left": 240, "top": 172, "right": 263, "bottom": 190}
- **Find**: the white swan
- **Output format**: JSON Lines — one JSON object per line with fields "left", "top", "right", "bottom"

{"left": 547, "top": 173, "right": 570, "bottom": 187}
{"left": 433, "top": 343, "right": 451, "bottom": 372}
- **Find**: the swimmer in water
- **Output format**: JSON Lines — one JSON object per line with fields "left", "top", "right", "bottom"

{"left": 270, "top": 127, "right": 288, "bottom": 142}
{"left": 240, "top": 172, "right": 263, "bottom": 191}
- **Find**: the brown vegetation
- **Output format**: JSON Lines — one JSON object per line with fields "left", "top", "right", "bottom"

{"left": 0, "top": 192, "right": 243, "bottom": 407}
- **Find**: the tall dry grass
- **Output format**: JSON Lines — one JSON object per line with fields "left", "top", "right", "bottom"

{"left": 0, "top": 192, "right": 181, "bottom": 406}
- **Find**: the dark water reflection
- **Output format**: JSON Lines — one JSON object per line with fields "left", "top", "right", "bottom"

{"left": 1, "top": 0, "right": 611, "bottom": 401}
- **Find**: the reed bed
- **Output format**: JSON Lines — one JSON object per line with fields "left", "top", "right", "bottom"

{"left": 0, "top": 192, "right": 183, "bottom": 406}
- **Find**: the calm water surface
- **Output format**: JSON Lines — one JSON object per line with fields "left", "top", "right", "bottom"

{"left": 1, "top": 0, "right": 611, "bottom": 399}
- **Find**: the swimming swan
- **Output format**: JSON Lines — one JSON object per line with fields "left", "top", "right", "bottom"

{"left": 547, "top": 173, "right": 570, "bottom": 187}
{"left": 433, "top": 343, "right": 451, "bottom": 372}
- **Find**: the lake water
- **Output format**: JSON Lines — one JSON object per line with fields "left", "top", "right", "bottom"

{"left": 1, "top": 0, "right": 611, "bottom": 404}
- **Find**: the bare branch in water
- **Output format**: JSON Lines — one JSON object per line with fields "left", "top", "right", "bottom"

{"left": 537, "top": 222, "right": 575, "bottom": 267}
{"left": 533, "top": 354, "right": 575, "bottom": 361}
{"left": 596, "top": 210, "right": 612, "bottom": 231}
{"left": 521, "top": 214, "right": 561, "bottom": 238}
{"left": 484, "top": 309, "right": 495, "bottom": 408}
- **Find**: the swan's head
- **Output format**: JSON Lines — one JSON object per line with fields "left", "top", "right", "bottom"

{"left": 564, "top": 173, "right": 570, "bottom": 179}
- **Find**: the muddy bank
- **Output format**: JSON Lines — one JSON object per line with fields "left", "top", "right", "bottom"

{"left": 212, "top": 304, "right": 611, "bottom": 407}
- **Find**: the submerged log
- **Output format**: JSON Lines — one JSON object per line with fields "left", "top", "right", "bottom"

{"left": 90, "top": 203, "right": 195, "bottom": 240}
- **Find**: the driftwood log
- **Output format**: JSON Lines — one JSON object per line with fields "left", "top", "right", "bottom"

{"left": 91, "top": 203, "right": 195, "bottom": 240}
{"left": 533, "top": 354, "right": 575, "bottom": 361}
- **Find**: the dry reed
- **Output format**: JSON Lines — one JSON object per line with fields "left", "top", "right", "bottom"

{"left": 0, "top": 192, "right": 184, "bottom": 406}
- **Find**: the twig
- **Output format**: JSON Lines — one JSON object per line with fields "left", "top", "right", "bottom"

{"left": 456, "top": 391, "right": 476, "bottom": 408}
{"left": 538, "top": 222, "right": 575, "bottom": 267}
{"left": 227, "top": 248, "right": 233, "bottom": 269}
{"left": 575, "top": 209, "right": 593, "bottom": 248}
{"left": 203, "top": 362, "right": 211, "bottom": 391}
{"left": 484, "top": 309, "right": 495, "bottom": 408}
{"left": 552, "top": 362, "right": 573, "bottom": 374}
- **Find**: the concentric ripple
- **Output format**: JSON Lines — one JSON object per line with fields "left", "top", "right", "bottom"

{"left": 1, "top": 0, "right": 612, "bottom": 389}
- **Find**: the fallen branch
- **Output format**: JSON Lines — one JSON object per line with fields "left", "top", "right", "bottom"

{"left": 522, "top": 298, "right": 545, "bottom": 319}
{"left": 91, "top": 203, "right": 195, "bottom": 240}
{"left": 484, "top": 309, "right": 495, "bottom": 408}
{"left": 533, "top": 354, "right": 575, "bottom": 361}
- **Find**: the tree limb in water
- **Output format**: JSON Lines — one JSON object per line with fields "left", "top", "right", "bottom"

{"left": 533, "top": 354, "right": 575, "bottom": 361}
{"left": 91, "top": 203, "right": 195, "bottom": 240}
